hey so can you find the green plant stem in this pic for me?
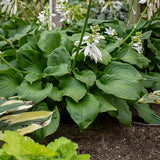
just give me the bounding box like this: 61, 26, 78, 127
0, 55, 23, 73
125, 0, 134, 27
18, 1, 38, 20
72, 0, 92, 68
0, 35, 15, 48
120, 5, 148, 46
109, 0, 117, 20
146, 12, 157, 29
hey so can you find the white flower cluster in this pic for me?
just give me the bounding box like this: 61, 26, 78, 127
37, 7, 56, 29
104, 27, 123, 41
56, 0, 72, 24
0, 0, 18, 16
101, 1, 123, 12
139, 0, 160, 19
130, 32, 143, 54
73, 25, 105, 63
98, 0, 106, 5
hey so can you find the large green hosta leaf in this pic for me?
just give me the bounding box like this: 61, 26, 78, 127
0, 111, 54, 137
37, 31, 61, 56
105, 41, 121, 53
115, 46, 150, 68
66, 93, 100, 130
59, 77, 87, 102
0, 69, 23, 97
105, 95, 132, 126
17, 50, 46, 73
93, 91, 117, 113
18, 81, 52, 103
100, 49, 111, 65
47, 47, 71, 67
61, 37, 74, 54
24, 72, 43, 84
49, 87, 63, 102
72, 69, 96, 87
44, 63, 71, 77
134, 103, 160, 124
96, 61, 142, 100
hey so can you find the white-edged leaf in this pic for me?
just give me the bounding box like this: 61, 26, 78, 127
138, 90, 160, 104
33, 106, 60, 141
0, 98, 34, 115
0, 111, 54, 135
0, 131, 4, 140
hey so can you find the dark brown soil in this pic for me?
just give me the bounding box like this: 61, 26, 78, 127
45, 104, 160, 160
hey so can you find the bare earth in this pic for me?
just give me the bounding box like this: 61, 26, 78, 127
46, 105, 160, 160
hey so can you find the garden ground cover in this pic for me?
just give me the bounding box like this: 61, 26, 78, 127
45, 104, 160, 160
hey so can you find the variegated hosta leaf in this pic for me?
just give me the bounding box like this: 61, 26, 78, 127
0, 111, 53, 137
0, 97, 34, 116
0, 131, 4, 140
138, 90, 160, 104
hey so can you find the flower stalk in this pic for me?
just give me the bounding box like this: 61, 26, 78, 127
125, 0, 134, 27
120, 4, 148, 46
72, 0, 92, 68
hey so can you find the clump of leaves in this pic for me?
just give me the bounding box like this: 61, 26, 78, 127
0, 131, 90, 160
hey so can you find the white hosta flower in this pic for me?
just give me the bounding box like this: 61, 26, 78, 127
56, 0, 72, 24
139, 0, 147, 4
132, 43, 143, 54
113, 1, 123, 10
131, 41, 143, 54
93, 34, 105, 43
98, 0, 106, 5
37, 8, 56, 29
73, 41, 103, 63
104, 27, 116, 37
0, 0, 18, 16
37, 11, 46, 25
84, 42, 103, 63
90, 25, 100, 33
73, 25, 104, 63
115, 36, 123, 41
